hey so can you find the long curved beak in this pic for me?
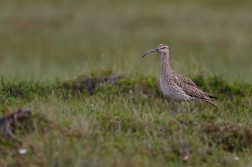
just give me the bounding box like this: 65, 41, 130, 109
142, 48, 159, 58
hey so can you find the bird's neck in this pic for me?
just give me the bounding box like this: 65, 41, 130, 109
160, 52, 172, 76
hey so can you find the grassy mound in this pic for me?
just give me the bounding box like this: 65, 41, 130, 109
1, 71, 251, 100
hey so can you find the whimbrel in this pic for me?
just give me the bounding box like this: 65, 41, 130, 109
142, 44, 217, 115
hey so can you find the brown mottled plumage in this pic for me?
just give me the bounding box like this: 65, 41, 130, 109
142, 44, 217, 115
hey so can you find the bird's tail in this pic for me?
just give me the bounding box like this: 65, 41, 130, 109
205, 99, 218, 107
207, 94, 218, 99
203, 93, 218, 107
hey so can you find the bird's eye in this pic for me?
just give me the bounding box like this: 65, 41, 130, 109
162, 47, 166, 49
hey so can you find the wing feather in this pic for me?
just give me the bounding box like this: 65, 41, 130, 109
172, 71, 217, 106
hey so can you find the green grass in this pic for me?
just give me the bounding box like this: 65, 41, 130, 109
0, 0, 252, 166
1, 74, 252, 167
0, 0, 252, 81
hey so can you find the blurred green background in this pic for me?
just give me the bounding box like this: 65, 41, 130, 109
0, 0, 251, 82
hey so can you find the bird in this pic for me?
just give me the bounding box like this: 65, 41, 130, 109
142, 44, 217, 115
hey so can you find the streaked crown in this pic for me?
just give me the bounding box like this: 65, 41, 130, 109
158, 44, 169, 51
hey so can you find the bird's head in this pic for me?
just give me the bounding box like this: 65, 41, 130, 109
142, 44, 169, 58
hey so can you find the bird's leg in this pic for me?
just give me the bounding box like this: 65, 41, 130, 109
171, 102, 178, 116
181, 102, 184, 113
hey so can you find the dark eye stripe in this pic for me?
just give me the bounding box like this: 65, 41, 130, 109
159, 46, 168, 50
